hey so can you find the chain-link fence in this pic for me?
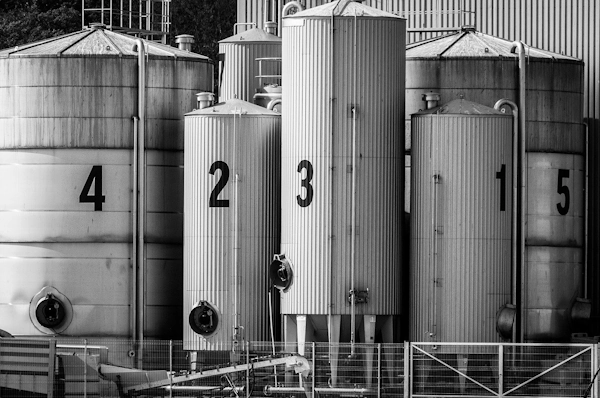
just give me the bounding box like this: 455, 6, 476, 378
1, 339, 598, 398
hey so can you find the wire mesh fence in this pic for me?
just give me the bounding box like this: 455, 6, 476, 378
0, 339, 597, 398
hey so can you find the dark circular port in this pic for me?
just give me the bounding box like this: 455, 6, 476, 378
189, 301, 219, 336
35, 295, 66, 328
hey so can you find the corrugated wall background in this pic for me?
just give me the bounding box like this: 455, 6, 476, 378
238, 0, 600, 337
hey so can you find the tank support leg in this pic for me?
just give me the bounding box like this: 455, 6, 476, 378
328, 314, 342, 387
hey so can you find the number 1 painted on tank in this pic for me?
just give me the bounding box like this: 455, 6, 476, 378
496, 164, 506, 211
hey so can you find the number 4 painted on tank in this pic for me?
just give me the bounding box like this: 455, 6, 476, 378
557, 169, 570, 215
79, 165, 105, 211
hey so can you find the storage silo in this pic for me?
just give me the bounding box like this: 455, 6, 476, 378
410, 98, 513, 342
0, 26, 213, 358
183, 99, 280, 351
280, 0, 405, 378
405, 27, 586, 342
218, 27, 281, 103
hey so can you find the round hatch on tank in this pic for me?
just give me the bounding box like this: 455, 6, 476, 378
29, 286, 73, 334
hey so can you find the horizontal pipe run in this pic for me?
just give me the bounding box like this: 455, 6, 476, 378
265, 386, 372, 395
163, 386, 243, 392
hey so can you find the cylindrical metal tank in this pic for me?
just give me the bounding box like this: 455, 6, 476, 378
410, 99, 513, 342
405, 28, 585, 341
280, 0, 405, 347
0, 26, 213, 345
219, 27, 281, 102
183, 99, 281, 351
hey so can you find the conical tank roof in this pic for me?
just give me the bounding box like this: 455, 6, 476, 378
286, 0, 402, 19
407, 27, 579, 61
414, 98, 507, 116
219, 27, 281, 44
0, 25, 209, 59
186, 98, 279, 116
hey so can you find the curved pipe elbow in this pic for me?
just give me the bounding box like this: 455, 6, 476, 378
282, 1, 304, 17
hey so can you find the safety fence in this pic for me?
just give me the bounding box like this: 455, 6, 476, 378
0, 339, 598, 397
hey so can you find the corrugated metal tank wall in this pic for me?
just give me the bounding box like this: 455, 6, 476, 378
218, 28, 281, 103
0, 28, 213, 341
183, 100, 280, 351
280, 1, 405, 342
238, 0, 600, 335
410, 100, 513, 342
404, 31, 586, 341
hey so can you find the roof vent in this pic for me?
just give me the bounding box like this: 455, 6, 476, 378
175, 34, 195, 52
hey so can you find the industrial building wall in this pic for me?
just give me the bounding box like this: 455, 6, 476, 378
237, 0, 600, 335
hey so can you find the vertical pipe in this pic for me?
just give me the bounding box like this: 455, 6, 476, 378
377, 343, 381, 398
135, 38, 146, 365
232, 111, 240, 343
511, 41, 527, 343
131, 116, 138, 345
584, 122, 589, 299
431, 172, 440, 339
169, 340, 173, 398
83, 340, 88, 398
350, 9, 358, 357
493, 98, 519, 343
81, 0, 84, 29
498, 344, 504, 397
404, 341, 410, 398
311, 342, 316, 394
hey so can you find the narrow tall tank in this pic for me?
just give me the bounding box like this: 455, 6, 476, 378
219, 27, 281, 102
410, 99, 513, 342
280, 0, 405, 356
183, 99, 281, 351
0, 26, 213, 348
405, 28, 586, 341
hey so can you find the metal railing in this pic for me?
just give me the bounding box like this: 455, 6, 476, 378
0, 339, 598, 397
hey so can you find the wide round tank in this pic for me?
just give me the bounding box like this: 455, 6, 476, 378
405, 28, 586, 341
183, 99, 281, 351
0, 26, 213, 341
219, 27, 281, 102
406, 27, 585, 154
280, 0, 405, 344
410, 99, 513, 342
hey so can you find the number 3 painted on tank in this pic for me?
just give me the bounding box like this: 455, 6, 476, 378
209, 161, 230, 207
297, 160, 314, 207
557, 169, 570, 215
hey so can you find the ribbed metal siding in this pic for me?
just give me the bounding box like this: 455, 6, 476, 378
183, 113, 280, 350
410, 113, 513, 342
524, 153, 585, 340
406, 57, 584, 154
0, 54, 211, 339
219, 41, 281, 103
241, 0, 600, 336
281, 15, 405, 316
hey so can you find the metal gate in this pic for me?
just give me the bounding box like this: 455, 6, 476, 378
410, 343, 597, 398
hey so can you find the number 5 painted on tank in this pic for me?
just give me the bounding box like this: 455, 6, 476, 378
557, 168, 570, 215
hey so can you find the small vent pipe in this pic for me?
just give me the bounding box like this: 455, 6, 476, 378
196, 92, 215, 109
175, 34, 194, 52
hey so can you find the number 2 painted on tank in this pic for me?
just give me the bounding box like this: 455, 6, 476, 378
79, 165, 105, 211
557, 169, 570, 215
209, 161, 230, 207
297, 160, 314, 207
